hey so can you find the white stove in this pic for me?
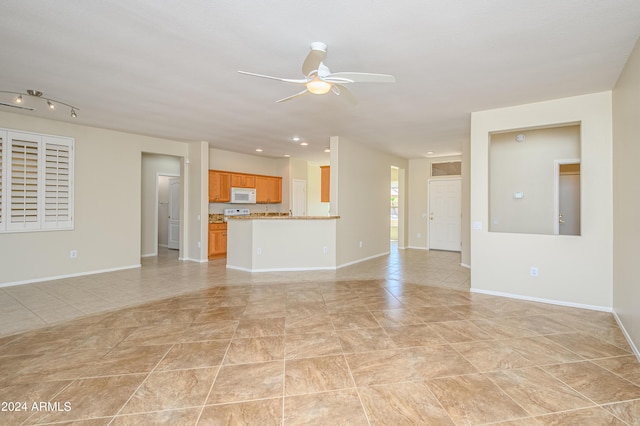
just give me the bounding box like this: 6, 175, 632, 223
223, 208, 250, 220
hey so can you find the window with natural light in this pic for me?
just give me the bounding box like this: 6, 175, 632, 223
0, 129, 74, 233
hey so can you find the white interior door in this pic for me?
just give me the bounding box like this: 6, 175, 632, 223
429, 179, 462, 251
168, 177, 180, 250
292, 179, 307, 217
559, 173, 580, 235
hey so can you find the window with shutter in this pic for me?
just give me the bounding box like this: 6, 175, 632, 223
0, 135, 4, 228
9, 134, 40, 230
0, 129, 74, 233
43, 137, 72, 229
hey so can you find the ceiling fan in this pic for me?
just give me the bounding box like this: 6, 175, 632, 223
238, 42, 395, 104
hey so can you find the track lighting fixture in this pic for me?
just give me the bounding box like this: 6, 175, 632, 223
0, 89, 79, 118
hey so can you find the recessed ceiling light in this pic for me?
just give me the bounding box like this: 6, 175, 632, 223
284, 154, 291, 157
300, 142, 308, 146
324, 148, 330, 153
426, 151, 435, 155
291, 136, 301, 142
255, 148, 263, 152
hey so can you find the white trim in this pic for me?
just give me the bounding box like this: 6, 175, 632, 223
460, 263, 470, 269
141, 253, 157, 258
407, 246, 429, 250
470, 288, 612, 312
0, 264, 141, 288
181, 257, 208, 263
226, 265, 336, 272
337, 251, 389, 269
612, 311, 640, 361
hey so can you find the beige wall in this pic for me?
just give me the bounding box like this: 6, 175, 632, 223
209, 148, 279, 175
612, 37, 640, 355
461, 136, 470, 267
307, 164, 329, 216
489, 126, 580, 235
0, 111, 189, 286
470, 92, 613, 309
141, 153, 181, 256
185, 141, 209, 262
332, 137, 407, 266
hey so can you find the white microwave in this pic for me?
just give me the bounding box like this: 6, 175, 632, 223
230, 187, 256, 204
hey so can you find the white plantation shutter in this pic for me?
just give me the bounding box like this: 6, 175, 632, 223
0, 129, 74, 233
9, 133, 40, 230
0, 134, 4, 228
43, 137, 73, 229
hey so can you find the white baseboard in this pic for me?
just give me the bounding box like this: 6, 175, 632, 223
460, 263, 470, 269
470, 288, 612, 312
337, 251, 389, 269
141, 252, 157, 258
181, 257, 209, 263
226, 264, 336, 272
0, 264, 142, 288
407, 246, 429, 251
612, 311, 640, 361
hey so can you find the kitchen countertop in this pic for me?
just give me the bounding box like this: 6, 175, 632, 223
226, 215, 340, 220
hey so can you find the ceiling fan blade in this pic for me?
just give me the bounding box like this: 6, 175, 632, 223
302, 42, 327, 77
275, 89, 309, 103
332, 84, 357, 105
238, 71, 307, 84
325, 72, 396, 83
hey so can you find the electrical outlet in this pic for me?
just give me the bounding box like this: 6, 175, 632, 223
322, 246, 328, 254
530, 267, 538, 277
257, 248, 262, 255
70, 250, 78, 259
417, 233, 421, 239
359, 241, 363, 248
197, 241, 201, 248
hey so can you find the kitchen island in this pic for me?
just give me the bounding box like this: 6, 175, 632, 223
226, 216, 340, 272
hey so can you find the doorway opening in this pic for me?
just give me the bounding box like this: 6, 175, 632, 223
390, 167, 399, 242
555, 160, 581, 235
141, 153, 182, 258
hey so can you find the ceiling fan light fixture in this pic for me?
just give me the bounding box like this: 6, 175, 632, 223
306, 79, 332, 95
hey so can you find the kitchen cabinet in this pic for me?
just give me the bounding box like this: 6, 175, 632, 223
255, 175, 282, 204
209, 171, 231, 202
231, 173, 256, 188
208, 222, 228, 259
320, 166, 330, 202
209, 169, 281, 204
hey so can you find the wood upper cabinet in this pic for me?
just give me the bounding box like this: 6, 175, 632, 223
209, 171, 230, 202
255, 175, 282, 204
320, 166, 330, 202
209, 170, 281, 204
231, 173, 255, 188
208, 222, 227, 258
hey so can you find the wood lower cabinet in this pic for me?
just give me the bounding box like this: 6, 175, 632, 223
255, 175, 282, 204
209, 171, 231, 202
320, 166, 330, 202
208, 222, 228, 259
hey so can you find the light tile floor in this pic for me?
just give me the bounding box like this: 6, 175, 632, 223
0, 245, 639, 425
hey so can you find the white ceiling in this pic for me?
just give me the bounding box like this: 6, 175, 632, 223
1, 1, 639, 163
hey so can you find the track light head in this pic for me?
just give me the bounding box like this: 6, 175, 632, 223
0, 89, 79, 118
